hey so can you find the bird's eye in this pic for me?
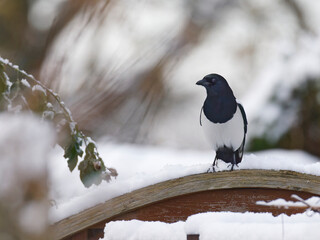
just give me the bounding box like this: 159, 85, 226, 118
210, 79, 216, 85
204, 78, 215, 85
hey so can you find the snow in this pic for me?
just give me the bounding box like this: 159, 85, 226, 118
18, 201, 48, 234
0, 113, 54, 194
46, 102, 53, 109
185, 212, 320, 240
257, 196, 320, 208
48, 143, 211, 223
21, 78, 31, 88
244, 35, 320, 141
32, 84, 47, 95
0, 113, 55, 234
0, 56, 39, 84
43, 110, 55, 120
101, 212, 320, 240
102, 220, 185, 240
48, 143, 320, 223
0, 56, 10, 65
240, 150, 320, 176
0, 113, 320, 239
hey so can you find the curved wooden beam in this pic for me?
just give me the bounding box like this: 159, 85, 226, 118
52, 169, 320, 239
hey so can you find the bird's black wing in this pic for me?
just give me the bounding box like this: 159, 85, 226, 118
235, 103, 248, 163
237, 103, 248, 133
199, 106, 203, 126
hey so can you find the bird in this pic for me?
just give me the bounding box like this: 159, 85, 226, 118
196, 73, 248, 171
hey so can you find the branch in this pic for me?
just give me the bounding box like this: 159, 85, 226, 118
0, 56, 117, 187
291, 194, 320, 214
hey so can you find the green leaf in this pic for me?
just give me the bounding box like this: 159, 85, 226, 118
9, 80, 19, 100
0, 64, 10, 110
85, 142, 95, 156
27, 86, 48, 113
0, 64, 9, 96
78, 159, 97, 188
78, 143, 107, 187
64, 134, 83, 172
79, 159, 107, 188
67, 154, 78, 172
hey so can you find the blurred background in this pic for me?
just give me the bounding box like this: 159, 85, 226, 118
1, 0, 320, 157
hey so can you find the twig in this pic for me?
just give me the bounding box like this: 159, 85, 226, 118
291, 194, 320, 214
0, 57, 76, 131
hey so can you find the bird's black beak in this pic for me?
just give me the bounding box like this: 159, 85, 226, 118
196, 79, 208, 86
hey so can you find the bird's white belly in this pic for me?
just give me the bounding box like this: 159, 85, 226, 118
202, 106, 244, 151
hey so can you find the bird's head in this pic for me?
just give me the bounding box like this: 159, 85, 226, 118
196, 73, 233, 97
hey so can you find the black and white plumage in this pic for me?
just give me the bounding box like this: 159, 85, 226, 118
196, 73, 248, 171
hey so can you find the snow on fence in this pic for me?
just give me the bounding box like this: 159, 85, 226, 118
52, 169, 320, 240
100, 211, 320, 240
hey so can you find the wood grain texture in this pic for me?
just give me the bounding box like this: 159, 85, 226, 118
108, 188, 316, 223
53, 170, 320, 240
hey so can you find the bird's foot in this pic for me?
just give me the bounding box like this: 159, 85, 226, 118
227, 164, 239, 171
207, 165, 216, 173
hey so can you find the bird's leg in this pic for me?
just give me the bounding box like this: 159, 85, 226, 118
207, 155, 218, 173
213, 155, 218, 167
230, 154, 237, 171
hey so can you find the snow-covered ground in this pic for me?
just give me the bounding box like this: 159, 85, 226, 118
48, 141, 320, 223
101, 211, 320, 240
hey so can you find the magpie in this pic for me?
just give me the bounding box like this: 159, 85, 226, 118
196, 73, 248, 171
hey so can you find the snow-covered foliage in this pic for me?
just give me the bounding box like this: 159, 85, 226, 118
48, 143, 320, 223
0, 114, 54, 239
0, 57, 117, 187
101, 211, 320, 240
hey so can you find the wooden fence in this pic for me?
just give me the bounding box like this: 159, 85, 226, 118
51, 170, 320, 240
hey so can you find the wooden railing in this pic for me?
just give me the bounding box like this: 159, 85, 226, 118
51, 169, 320, 240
